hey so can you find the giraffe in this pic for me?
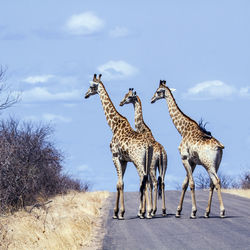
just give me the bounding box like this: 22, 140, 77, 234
119, 88, 167, 216
151, 80, 225, 219
85, 74, 153, 219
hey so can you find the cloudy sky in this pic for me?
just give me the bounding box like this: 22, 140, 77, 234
0, 0, 250, 191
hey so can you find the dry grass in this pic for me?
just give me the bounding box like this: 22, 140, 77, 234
0, 191, 110, 250
222, 189, 250, 199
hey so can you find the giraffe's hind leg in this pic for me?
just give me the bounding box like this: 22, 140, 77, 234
208, 169, 225, 218
161, 152, 167, 216
206, 149, 225, 218
176, 159, 197, 218
204, 179, 214, 218
176, 175, 189, 218
150, 167, 158, 217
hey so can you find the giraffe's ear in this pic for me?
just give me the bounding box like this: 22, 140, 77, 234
134, 91, 137, 96
93, 74, 97, 81
159, 80, 163, 86
163, 80, 166, 85
98, 74, 102, 81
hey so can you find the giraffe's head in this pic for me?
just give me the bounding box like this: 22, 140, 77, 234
119, 88, 137, 106
85, 74, 102, 99
151, 80, 176, 103
151, 80, 167, 103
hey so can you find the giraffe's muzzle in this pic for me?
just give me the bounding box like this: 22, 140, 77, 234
151, 97, 156, 104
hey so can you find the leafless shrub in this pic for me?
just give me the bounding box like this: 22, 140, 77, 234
194, 171, 237, 189
0, 66, 20, 111
0, 118, 88, 213
239, 171, 250, 189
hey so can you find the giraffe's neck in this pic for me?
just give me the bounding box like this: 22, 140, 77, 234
133, 96, 153, 137
98, 82, 127, 133
164, 86, 197, 136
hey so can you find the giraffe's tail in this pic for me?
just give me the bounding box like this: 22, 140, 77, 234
140, 145, 152, 202
157, 150, 163, 199
140, 175, 148, 202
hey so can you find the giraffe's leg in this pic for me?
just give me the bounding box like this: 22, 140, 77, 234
161, 153, 167, 216
177, 159, 197, 218
145, 181, 153, 219
208, 169, 225, 218
112, 157, 127, 219
113, 184, 120, 219
149, 176, 153, 215
137, 175, 148, 218
176, 175, 189, 218
150, 168, 158, 216
118, 160, 127, 220
139, 174, 146, 219
161, 182, 166, 216
139, 173, 152, 219
204, 179, 214, 218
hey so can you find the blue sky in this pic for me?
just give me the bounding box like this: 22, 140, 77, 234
0, 0, 250, 191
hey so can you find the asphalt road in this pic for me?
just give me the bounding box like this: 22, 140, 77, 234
102, 191, 250, 250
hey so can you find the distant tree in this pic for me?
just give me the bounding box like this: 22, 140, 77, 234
0, 66, 20, 111
194, 171, 237, 189
239, 171, 250, 189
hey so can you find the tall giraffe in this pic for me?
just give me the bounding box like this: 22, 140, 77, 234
85, 74, 153, 219
151, 80, 225, 218
120, 88, 167, 216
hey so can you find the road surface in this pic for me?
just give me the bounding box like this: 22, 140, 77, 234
102, 191, 250, 250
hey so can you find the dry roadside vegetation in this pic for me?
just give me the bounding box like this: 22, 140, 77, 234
0, 118, 111, 249
0, 191, 109, 250
222, 189, 250, 199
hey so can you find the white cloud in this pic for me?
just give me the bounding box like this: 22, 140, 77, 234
109, 26, 129, 38
24, 113, 71, 123
65, 12, 104, 35
20, 87, 81, 102
184, 80, 236, 100
42, 113, 72, 123
23, 75, 54, 84
98, 60, 138, 80
239, 86, 250, 97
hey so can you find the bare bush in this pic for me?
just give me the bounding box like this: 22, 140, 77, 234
0, 119, 88, 213
240, 171, 250, 189
194, 171, 237, 189
0, 66, 20, 111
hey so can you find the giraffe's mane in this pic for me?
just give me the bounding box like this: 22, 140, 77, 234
163, 84, 198, 126
198, 119, 212, 137
136, 95, 152, 133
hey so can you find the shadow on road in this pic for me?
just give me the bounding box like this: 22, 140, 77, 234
125, 213, 176, 220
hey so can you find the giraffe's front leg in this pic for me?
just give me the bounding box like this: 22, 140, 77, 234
112, 157, 127, 219
113, 185, 120, 219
